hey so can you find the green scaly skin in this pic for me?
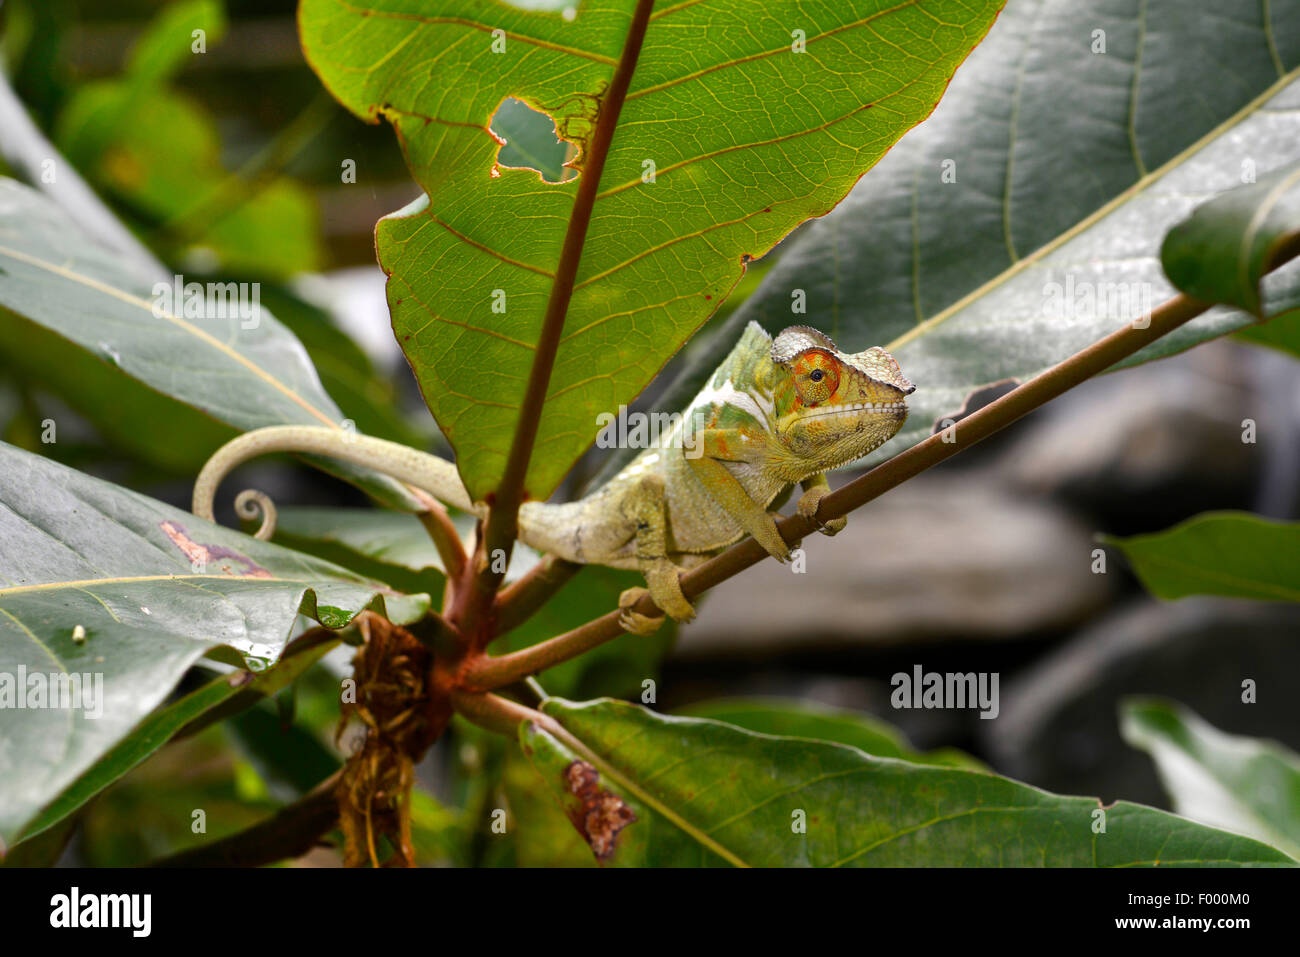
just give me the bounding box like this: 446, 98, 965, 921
192, 322, 914, 634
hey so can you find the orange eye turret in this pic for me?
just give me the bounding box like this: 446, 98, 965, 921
791, 349, 839, 405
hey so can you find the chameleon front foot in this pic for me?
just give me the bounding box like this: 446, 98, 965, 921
797, 485, 846, 536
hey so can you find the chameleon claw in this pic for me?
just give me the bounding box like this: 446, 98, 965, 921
618, 587, 666, 636
754, 511, 794, 562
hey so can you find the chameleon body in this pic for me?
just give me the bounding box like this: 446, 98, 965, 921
192, 321, 914, 633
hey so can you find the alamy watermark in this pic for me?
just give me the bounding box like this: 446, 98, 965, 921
595, 405, 702, 457
891, 665, 999, 719
0, 667, 104, 719
1042, 275, 1154, 328
50, 887, 150, 937
152, 275, 261, 329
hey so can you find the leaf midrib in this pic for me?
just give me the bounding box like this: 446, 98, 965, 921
0, 573, 366, 597
0, 242, 338, 427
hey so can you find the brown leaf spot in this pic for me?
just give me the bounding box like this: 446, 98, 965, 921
563, 760, 636, 862
161, 520, 273, 578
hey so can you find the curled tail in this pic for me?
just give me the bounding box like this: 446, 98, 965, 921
193, 425, 481, 538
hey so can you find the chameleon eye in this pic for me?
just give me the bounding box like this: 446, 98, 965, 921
791, 351, 838, 405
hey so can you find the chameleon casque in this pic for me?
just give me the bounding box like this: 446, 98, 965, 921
192, 322, 914, 633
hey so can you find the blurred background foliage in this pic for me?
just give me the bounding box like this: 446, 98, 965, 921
1, 0, 1298, 867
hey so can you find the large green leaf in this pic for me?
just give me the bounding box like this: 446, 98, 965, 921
0, 178, 419, 510
0, 306, 235, 474
679, 697, 983, 769
518, 718, 721, 866
1122, 698, 1300, 861
0, 440, 427, 847
300, 0, 1006, 501
648, 0, 1300, 474
525, 698, 1293, 866
11, 634, 337, 849
1103, 511, 1300, 602
512, 694, 986, 866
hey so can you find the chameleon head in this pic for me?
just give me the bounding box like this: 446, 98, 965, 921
767, 325, 915, 473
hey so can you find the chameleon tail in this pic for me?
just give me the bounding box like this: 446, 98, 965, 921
192, 426, 481, 535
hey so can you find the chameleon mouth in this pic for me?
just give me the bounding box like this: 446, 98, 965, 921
805, 400, 907, 419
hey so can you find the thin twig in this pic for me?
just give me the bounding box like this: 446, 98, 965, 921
414, 501, 467, 581
450, 688, 541, 737
524, 676, 550, 702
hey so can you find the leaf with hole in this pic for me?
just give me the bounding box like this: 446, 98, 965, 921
300, 0, 1006, 501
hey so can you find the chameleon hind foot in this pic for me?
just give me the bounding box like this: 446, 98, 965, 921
618, 588, 663, 636
643, 558, 696, 623
797, 485, 846, 536
618, 559, 696, 634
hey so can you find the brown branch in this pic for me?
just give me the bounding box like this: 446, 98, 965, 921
450, 688, 545, 737
464, 283, 1247, 690
149, 771, 342, 867
412, 496, 466, 582
482, 0, 658, 562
